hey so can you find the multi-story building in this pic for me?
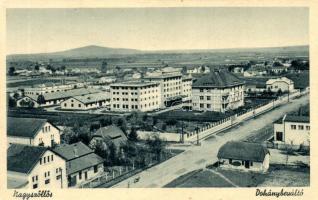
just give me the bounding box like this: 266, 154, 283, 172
192, 70, 245, 112
145, 72, 183, 108
7, 144, 67, 189
110, 81, 161, 112
7, 117, 61, 147
273, 114, 310, 147
181, 76, 193, 107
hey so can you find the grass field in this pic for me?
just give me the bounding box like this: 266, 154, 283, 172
165, 165, 309, 187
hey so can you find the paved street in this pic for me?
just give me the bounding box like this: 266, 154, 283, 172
111, 94, 309, 188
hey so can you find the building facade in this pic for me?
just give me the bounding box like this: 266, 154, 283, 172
266, 77, 294, 93
52, 142, 104, 188
145, 72, 183, 108
192, 70, 245, 112
217, 141, 270, 172
61, 93, 110, 110
274, 115, 310, 147
7, 144, 67, 189
7, 117, 61, 147
110, 81, 161, 112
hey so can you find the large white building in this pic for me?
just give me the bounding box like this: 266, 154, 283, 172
110, 81, 161, 112
7, 144, 67, 189
145, 72, 183, 108
192, 70, 245, 112
61, 92, 110, 110
7, 117, 61, 147
274, 114, 310, 147
266, 77, 294, 93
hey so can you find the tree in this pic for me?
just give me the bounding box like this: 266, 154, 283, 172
34, 64, 40, 71
108, 142, 117, 165
60, 65, 66, 71
8, 67, 15, 76
101, 61, 108, 73
37, 94, 46, 105
146, 135, 166, 162
8, 96, 17, 108
128, 127, 138, 141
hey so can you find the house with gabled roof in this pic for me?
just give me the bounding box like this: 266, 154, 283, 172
7, 117, 61, 147
192, 70, 245, 112
52, 142, 104, 187
7, 144, 67, 189
217, 141, 270, 172
90, 125, 128, 149
60, 92, 110, 110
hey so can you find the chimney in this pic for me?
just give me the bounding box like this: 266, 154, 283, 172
74, 146, 78, 157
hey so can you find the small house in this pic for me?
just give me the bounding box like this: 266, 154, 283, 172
90, 125, 128, 149
52, 142, 104, 188
217, 141, 270, 172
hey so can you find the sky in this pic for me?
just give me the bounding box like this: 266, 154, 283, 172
6, 7, 309, 54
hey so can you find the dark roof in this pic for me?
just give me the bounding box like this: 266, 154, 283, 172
217, 141, 269, 162
7, 144, 47, 174
7, 117, 47, 138
92, 126, 127, 147
52, 142, 93, 160
284, 115, 309, 123
193, 70, 244, 88
67, 153, 104, 175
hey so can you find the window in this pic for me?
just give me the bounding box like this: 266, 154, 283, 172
51, 155, 53, 161
94, 165, 98, 173
79, 104, 81, 107
229, 159, 232, 164
291, 125, 296, 130
71, 104, 74, 107
47, 156, 50, 162
79, 171, 82, 179
56, 175, 61, 180
207, 96, 211, 100
64, 103, 67, 107
44, 157, 46, 164
250, 161, 253, 166
298, 125, 304, 130
207, 104, 211, 108
306, 126, 310, 130
200, 89, 204, 92
33, 184, 38, 189
45, 179, 50, 185
200, 96, 204, 100
200, 104, 204, 108
40, 158, 42, 165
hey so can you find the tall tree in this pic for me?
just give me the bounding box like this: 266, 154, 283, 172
8, 67, 15, 76
101, 61, 108, 73
37, 94, 46, 105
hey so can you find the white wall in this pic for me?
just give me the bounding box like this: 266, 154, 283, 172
68, 163, 104, 187
33, 122, 61, 147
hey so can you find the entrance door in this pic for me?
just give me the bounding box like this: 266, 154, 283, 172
244, 161, 250, 168
276, 132, 283, 141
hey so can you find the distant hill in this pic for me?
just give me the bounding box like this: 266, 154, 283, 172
7, 45, 143, 61
7, 45, 309, 61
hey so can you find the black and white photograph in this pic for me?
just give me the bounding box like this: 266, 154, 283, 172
4, 5, 312, 194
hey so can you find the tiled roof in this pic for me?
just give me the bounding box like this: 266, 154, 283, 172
7, 144, 47, 174
26, 88, 100, 101
266, 77, 293, 85
193, 70, 244, 88
111, 81, 159, 87
284, 115, 309, 123
217, 141, 269, 162
52, 142, 93, 160
67, 153, 104, 175
73, 92, 110, 104
93, 126, 127, 147
7, 117, 47, 138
